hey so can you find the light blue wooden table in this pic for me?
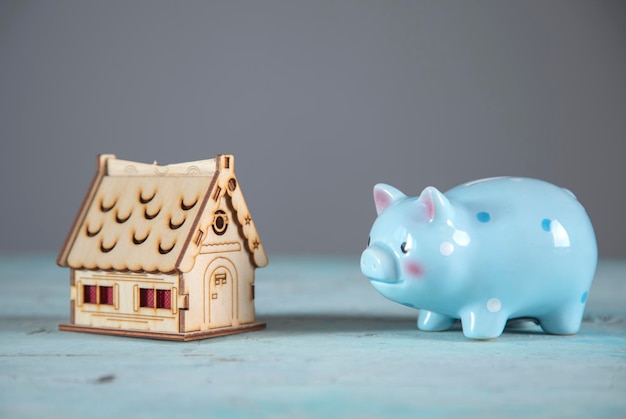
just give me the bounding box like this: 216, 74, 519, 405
1, 254, 625, 418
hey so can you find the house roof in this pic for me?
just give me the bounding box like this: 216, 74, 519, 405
57, 154, 268, 273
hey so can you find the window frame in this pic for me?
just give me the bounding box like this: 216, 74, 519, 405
138, 287, 172, 310
82, 284, 115, 307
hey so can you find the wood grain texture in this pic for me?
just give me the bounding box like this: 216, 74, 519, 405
59, 322, 266, 341
58, 154, 267, 273
56, 154, 267, 339
1, 255, 625, 418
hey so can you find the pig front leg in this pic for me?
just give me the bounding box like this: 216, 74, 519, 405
459, 303, 509, 340
417, 310, 455, 331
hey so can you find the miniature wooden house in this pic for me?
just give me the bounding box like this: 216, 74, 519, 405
57, 154, 268, 341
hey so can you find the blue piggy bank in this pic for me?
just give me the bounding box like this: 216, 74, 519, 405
360, 177, 597, 339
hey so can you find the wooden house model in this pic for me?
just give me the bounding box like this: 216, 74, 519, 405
57, 154, 268, 341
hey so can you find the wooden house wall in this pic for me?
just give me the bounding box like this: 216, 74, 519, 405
72, 270, 180, 333
181, 196, 257, 332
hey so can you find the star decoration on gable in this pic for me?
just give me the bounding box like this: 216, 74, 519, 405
244, 215, 252, 225
252, 240, 259, 250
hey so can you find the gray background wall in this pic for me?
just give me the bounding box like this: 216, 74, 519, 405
1, 0, 625, 258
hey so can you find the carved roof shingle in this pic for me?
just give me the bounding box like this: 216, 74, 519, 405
57, 154, 267, 273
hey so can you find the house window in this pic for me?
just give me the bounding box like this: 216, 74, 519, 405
139, 288, 154, 308
84, 285, 114, 306
157, 289, 171, 309
139, 288, 171, 309
212, 210, 228, 235
84, 285, 97, 304
100, 286, 114, 305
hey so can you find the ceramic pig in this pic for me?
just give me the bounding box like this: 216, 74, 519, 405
360, 177, 597, 339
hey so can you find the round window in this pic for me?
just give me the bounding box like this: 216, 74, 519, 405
212, 210, 228, 235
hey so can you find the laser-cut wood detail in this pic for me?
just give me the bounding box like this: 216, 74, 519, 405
100, 199, 117, 212
195, 230, 204, 246
100, 240, 117, 253
212, 186, 222, 201
169, 216, 186, 230
212, 210, 228, 236
115, 210, 132, 224
228, 178, 237, 192
144, 207, 161, 220
58, 154, 268, 341
139, 191, 156, 204
158, 241, 176, 255
181, 197, 198, 211
132, 231, 150, 245
85, 223, 102, 237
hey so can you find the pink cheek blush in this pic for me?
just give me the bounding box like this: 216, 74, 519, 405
405, 261, 424, 278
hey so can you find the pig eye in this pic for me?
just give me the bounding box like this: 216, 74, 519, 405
401, 242, 409, 254
367, 236, 371, 246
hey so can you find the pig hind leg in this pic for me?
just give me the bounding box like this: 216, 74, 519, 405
538, 301, 587, 335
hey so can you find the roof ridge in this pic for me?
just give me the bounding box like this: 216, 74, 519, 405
107, 156, 217, 177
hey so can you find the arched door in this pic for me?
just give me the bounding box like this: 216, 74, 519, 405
204, 258, 237, 328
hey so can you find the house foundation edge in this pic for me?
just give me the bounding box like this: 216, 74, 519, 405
59, 322, 266, 341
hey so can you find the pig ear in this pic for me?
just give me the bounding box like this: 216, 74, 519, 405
417, 186, 451, 222
373, 184, 406, 215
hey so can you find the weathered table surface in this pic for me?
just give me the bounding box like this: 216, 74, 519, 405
1, 254, 625, 418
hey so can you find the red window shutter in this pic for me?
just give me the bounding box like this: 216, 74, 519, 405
84, 285, 97, 304
157, 290, 171, 309
99, 286, 113, 305
140, 288, 155, 308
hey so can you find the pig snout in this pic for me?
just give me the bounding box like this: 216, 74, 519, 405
360, 245, 397, 282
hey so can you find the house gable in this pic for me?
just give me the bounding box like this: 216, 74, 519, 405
197, 169, 268, 268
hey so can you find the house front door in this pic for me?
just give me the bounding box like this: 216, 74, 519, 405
207, 264, 234, 328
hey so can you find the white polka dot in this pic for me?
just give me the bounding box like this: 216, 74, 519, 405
440, 242, 454, 256
452, 230, 471, 246
487, 298, 502, 313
